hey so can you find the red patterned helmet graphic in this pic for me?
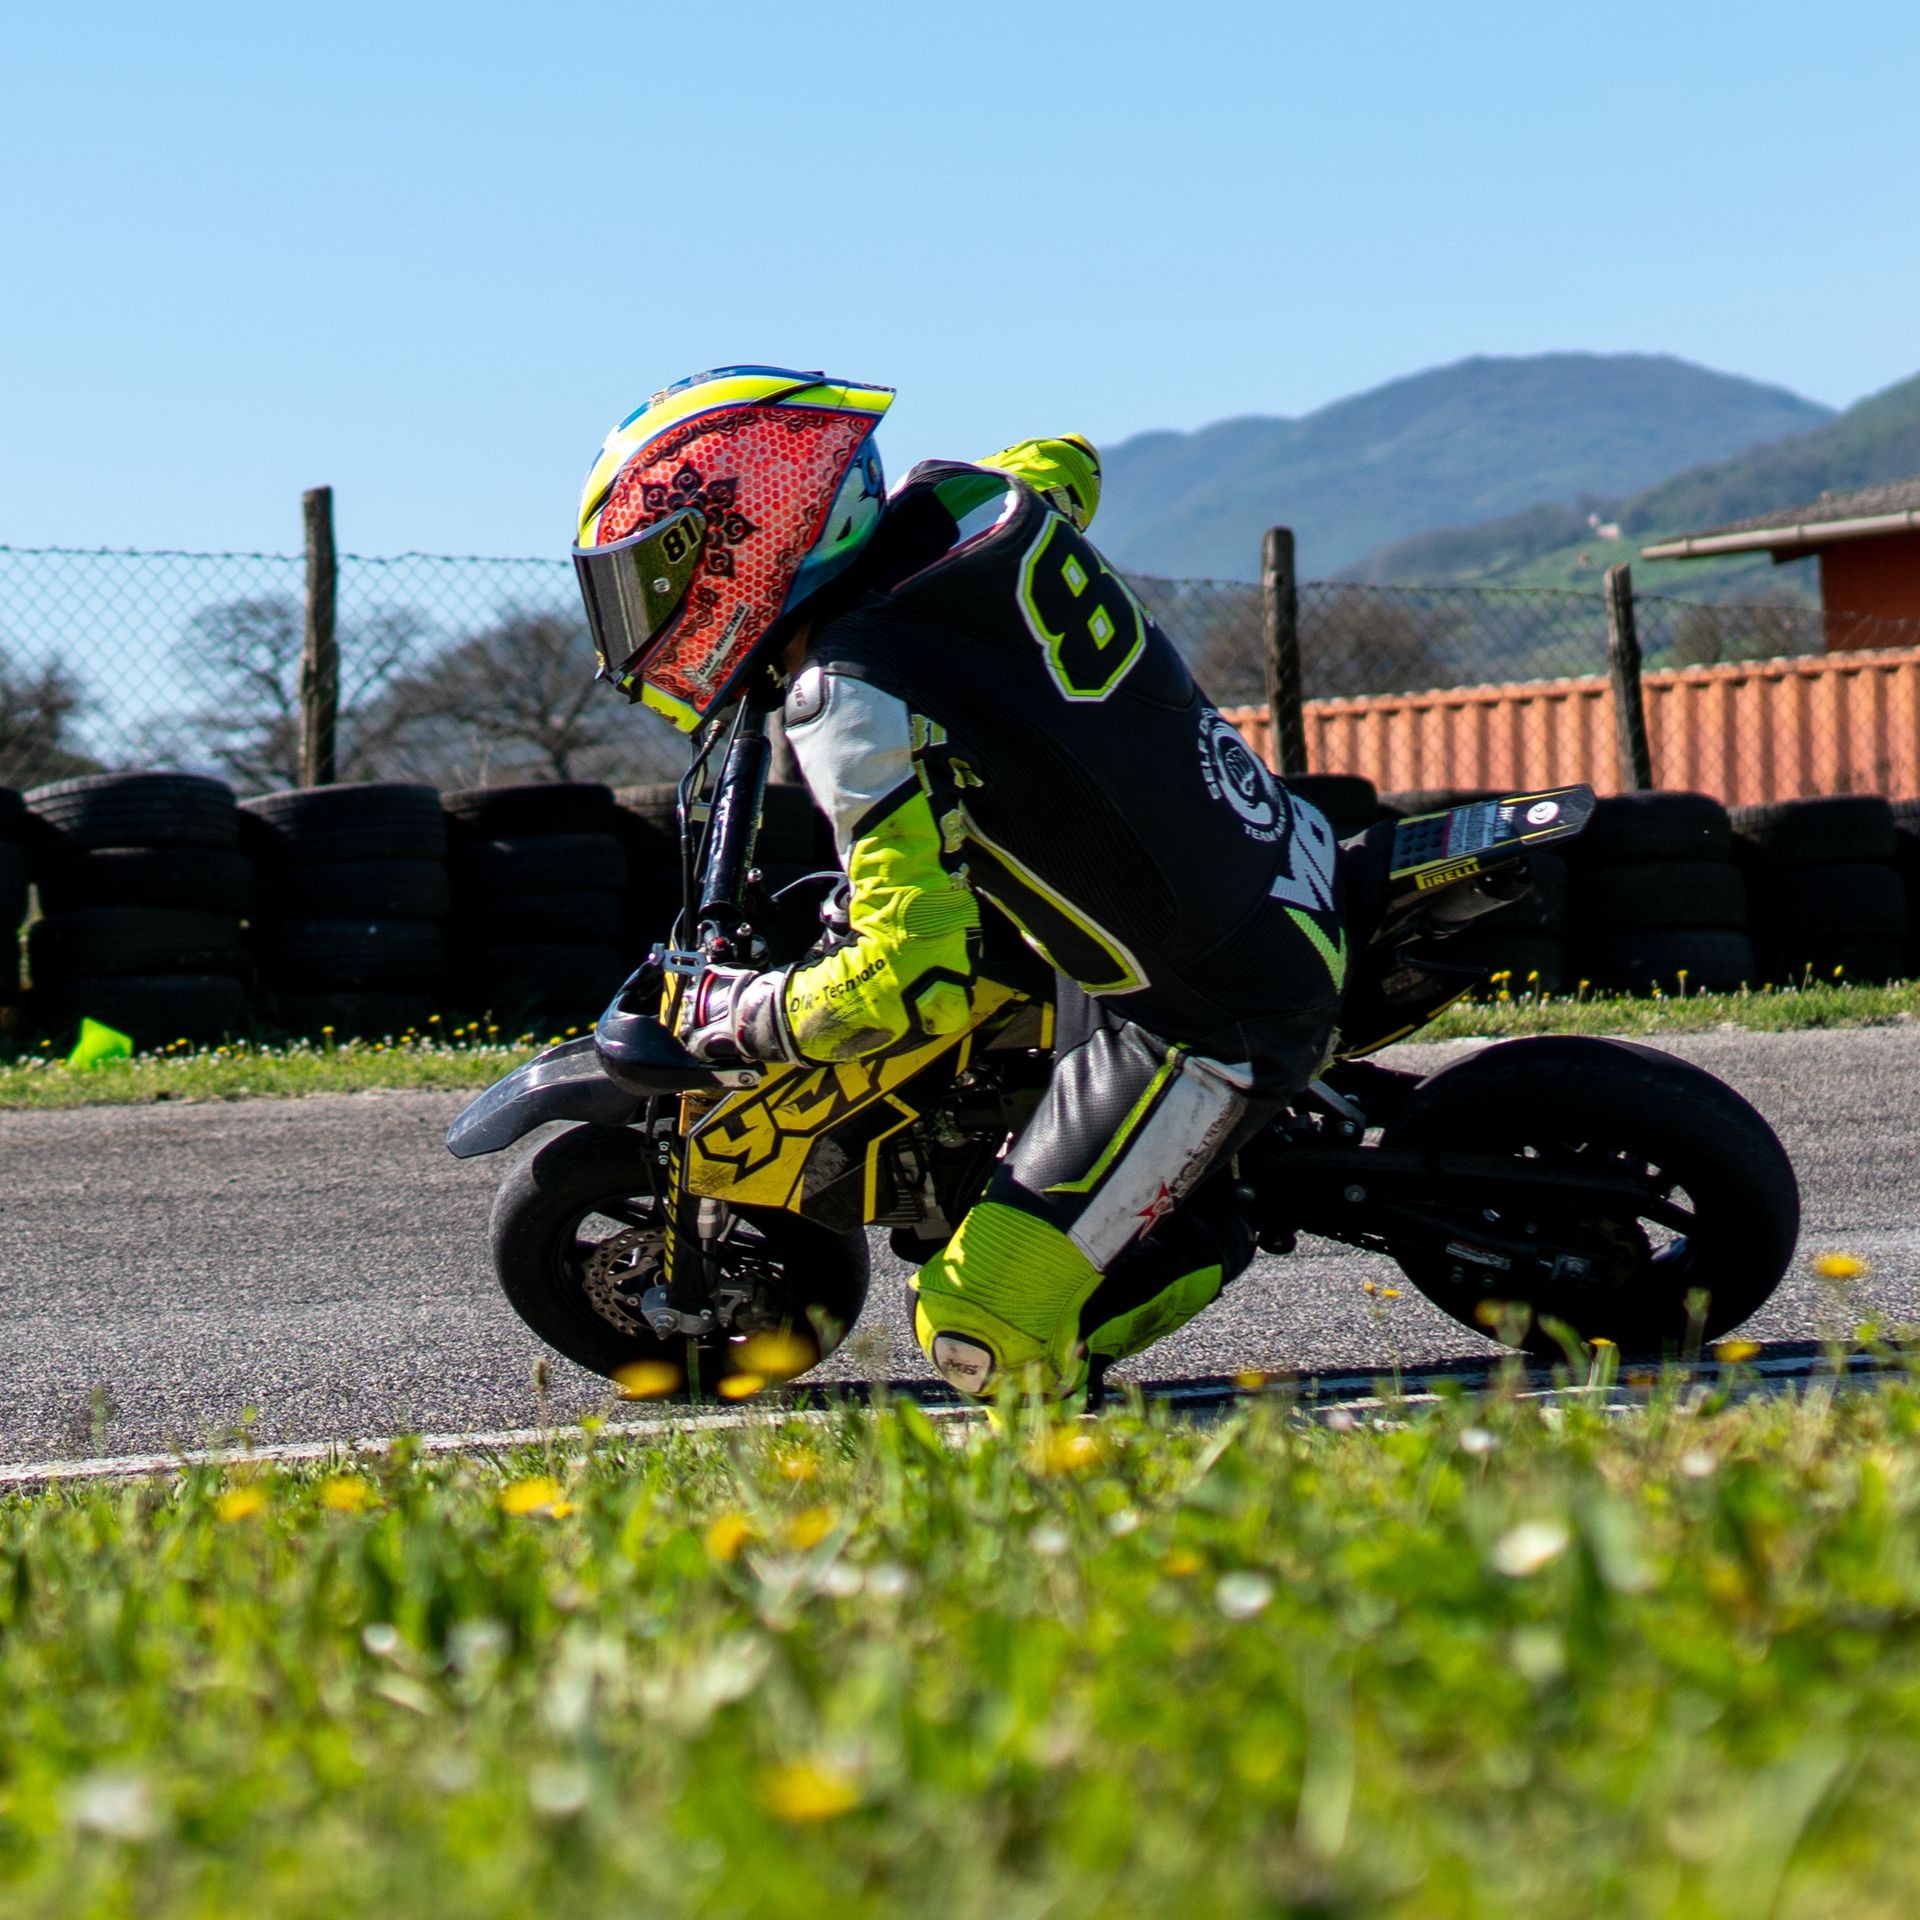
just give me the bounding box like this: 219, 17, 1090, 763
592, 405, 875, 718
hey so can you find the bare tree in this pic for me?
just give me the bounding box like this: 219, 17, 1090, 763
0, 641, 94, 787
1300, 593, 1459, 698
372, 608, 684, 787
174, 596, 429, 789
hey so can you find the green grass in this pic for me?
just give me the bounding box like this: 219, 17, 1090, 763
0, 979, 1914, 1110
7, 1383, 1920, 1917
1425, 975, 1920, 1040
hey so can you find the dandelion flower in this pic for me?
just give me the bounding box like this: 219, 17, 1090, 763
785, 1506, 836, 1550
613, 1358, 682, 1400
718, 1372, 767, 1401
735, 1330, 814, 1381
1712, 1339, 1761, 1364
760, 1760, 861, 1823
1813, 1252, 1867, 1282
705, 1512, 755, 1561
215, 1486, 267, 1523
1031, 1427, 1105, 1476
319, 1475, 374, 1513
1232, 1369, 1267, 1393
499, 1476, 568, 1517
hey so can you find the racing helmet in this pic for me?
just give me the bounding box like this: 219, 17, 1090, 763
573, 367, 893, 731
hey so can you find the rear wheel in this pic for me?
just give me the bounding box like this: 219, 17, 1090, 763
1382, 1036, 1798, 1355
489, 1122, 869, 1393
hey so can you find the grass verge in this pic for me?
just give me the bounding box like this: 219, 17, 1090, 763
5, 1382, 1920, 1916
1, 979, 1916, 1109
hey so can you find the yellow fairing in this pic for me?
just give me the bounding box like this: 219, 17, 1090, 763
684, 980, 1021, 1214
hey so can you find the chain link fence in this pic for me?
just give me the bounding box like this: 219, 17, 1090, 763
0, 545, 686, 795
5, 542, 1919, 806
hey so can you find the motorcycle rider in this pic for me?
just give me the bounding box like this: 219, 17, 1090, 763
572, 367, 1347, 1399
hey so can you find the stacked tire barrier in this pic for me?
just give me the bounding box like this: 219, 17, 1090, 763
1734, 795, 1906, 987
24, 773, 252, 1046
1567, 792, 1754, 993
446, 783, 630, 1024
0, 788, 30, 1010
241, 784, 449, 1037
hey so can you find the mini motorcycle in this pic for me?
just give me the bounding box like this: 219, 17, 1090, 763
448, 696, 1799, 1391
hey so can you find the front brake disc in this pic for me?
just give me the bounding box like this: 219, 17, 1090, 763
581, 1226, 659, 1335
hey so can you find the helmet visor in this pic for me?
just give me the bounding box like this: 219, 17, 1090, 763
572, 505, 707, 682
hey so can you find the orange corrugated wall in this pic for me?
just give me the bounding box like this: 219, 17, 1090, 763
1224, 643, 1920, 804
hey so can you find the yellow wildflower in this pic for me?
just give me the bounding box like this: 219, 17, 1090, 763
1030, 1427, 1106, 1476
499, 1476, 570, 1517
705, 1512, 755, 1561
215, 1486, 266, 1523
1813, 1252, 1868, 1282
1712, 1339, 1761, 1364
319, 1475, 374, 1514
786, 1506, 837, 1550
1162, 1547, 1204, 1578
760, 1760, 861, 1823
613, 1359, 682, 1400
735, 1330, 814, 1381
718, 1372, 767, 1401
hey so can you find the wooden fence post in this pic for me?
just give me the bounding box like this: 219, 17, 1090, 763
1261, 526, 1308, 776
299, 486, 339, 788
1604, 562, 1653, 791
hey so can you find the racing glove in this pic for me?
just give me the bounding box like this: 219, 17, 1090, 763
677, 964, 801, 1065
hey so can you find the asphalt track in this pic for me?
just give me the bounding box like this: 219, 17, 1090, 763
2, 1027, 1915, 1467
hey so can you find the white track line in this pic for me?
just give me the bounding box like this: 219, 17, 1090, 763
0, 1350, 1894, 1492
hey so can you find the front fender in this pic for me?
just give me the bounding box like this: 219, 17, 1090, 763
445, 1036, 645, 1159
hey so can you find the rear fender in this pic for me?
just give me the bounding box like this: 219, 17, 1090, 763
445, 1036, 644, 1159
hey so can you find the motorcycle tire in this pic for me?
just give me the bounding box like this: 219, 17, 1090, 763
1381, 1035, 1798, 1357
489, 1121, 870, 1393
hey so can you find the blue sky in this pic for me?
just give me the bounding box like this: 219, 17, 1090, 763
4, 0, 1914, 558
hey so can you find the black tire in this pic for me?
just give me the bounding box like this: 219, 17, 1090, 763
488, 1122, 869, 1390
1476, 849, 1570, 935
1383, 1035, 1799, 1355
1575, 860, 1747, 933
457, 889, 625, 947
612, 782, 681, 838
452, 832, 629, 896
263, 858, 450, 921
0, 841, 27, 931
1759, 936, 1906, 988
27, 772, 239, 852
0, 788, 26, 843
462, 942, 629, 1018
1733, 795, 1897, 868
443, 783, 616, 838
256, 918, 446, 991
36, 846, 257, 917
1575, 791, 1731, 864
239, 784, 447, 864
27, 907, 249, 981
32, 973, 248, 1049
1580, 928, 1756, 993
1755, 862, 1907, 939
1285, 773, 1379, 837
264, 990, 440, 1038
1420, 932, 1569, 994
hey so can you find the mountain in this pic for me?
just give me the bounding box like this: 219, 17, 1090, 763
1095, 354, 1832, 583
1340, 370, 1920, 599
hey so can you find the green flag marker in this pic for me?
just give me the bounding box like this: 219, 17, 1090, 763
67, 1017, 134, 1069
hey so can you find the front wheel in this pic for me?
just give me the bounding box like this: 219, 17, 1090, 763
1382, 1036, 1799, 1356
489, 1122, 869, 1395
